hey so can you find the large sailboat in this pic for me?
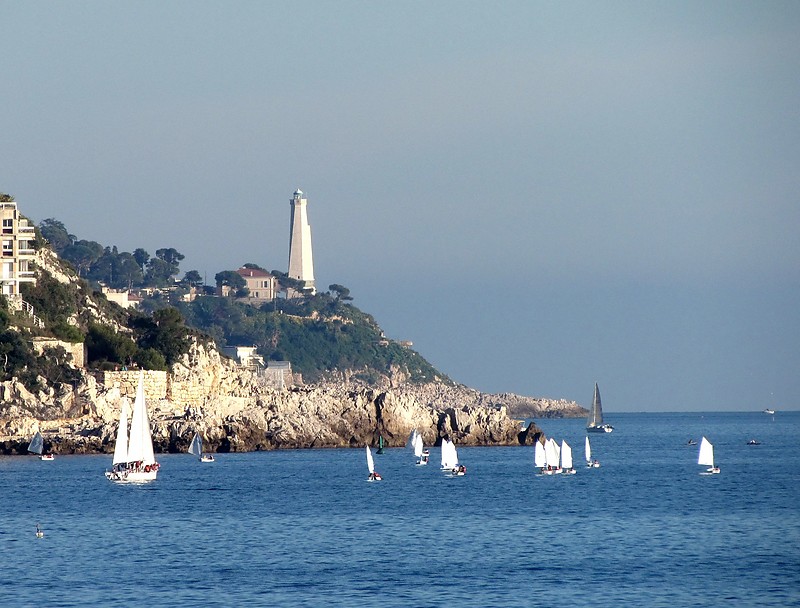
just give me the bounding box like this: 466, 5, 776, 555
105, 373, 160, 482
586, 383, 614, 433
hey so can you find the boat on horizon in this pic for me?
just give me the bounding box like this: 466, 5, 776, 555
746, 439, 761, 446
105, 373, 160, 482
763, 408, 775, 415
698, 436, 720, 474
586, 383, 614, 433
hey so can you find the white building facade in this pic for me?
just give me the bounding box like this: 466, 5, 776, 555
1, 200, 37, 296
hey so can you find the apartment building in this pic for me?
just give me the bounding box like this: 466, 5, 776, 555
1, 200, 37, 295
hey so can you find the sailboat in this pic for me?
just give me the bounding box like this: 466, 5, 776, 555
534, 439, 547, 474
27, 431, 54, 460
561, 440, 576, 475
105, 373, 160, 482
697, 436, 720, 474
542, 437, 561, 475
188, 431, 215, 462
366, 445, 382, 481
440, 438, 465, 475
408, 429, 429, 465
586, 383, 613, 433
585, 436, 600, 467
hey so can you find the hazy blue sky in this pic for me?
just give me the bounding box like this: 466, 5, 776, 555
2, 2, 798, 411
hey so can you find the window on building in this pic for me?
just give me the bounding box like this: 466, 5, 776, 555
2, 219, 12, 234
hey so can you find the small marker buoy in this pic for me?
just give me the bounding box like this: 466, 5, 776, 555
36, 524, 44, 538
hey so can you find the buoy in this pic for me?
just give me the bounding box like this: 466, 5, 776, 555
35, 524, 44, 539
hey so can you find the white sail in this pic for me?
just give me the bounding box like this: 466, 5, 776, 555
366, 445, 375, 474
127, 373, 156, 465
561, 440, 573, 470
112, 398, 131, 465
534, 440, 546, 468
28, 431, 44, 455
188, 432, 203, 458
441, 439, 458, 469
413, 432, 424, 458
544, 438, 559, 468
698, 437, 715, 467
585, 436, 591, 463
407, 429, 418, 450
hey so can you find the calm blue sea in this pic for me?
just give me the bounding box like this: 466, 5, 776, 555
1, 412, 799, 607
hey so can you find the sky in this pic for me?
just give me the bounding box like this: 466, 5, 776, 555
2, 1, 799, 412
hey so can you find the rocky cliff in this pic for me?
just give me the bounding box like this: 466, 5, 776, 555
0, 340, 560, 455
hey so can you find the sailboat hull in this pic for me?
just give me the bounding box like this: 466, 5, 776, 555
587, 425, 613, 433
105, 469, 158, 483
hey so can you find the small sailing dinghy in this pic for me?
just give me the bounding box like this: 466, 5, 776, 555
534, 439, 547, 474
408, 429, 429, 465
188, 431, 215, 462
561, 440, 576, 475
698, 436, 720, 474
366, 445, 382, 481
542, 437, 561, 474
585, 436, 600, 468
586, 383, 613, 433
440, 438, 465, 475
28, 431, 55, 460
105, 373, 160, 482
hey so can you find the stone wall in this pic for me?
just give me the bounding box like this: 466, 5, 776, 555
98, 370, 168, 401
31, 338, 87, 368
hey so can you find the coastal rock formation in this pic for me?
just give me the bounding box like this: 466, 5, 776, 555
0, 341, 571, 456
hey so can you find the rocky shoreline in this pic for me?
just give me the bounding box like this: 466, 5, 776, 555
0, 342, 585, 456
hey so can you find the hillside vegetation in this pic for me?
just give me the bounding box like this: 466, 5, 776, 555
1, 213, 449, 389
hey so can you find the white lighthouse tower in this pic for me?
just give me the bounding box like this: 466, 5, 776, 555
288, 188, 316, 295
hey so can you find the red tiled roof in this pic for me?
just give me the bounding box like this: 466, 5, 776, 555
236, 267, 272, 278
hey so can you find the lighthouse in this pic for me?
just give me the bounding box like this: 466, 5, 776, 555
288, 189, 316, 295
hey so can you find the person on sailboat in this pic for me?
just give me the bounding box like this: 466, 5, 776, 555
368, 471, 382, 481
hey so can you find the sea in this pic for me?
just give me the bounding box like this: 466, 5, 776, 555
1, 411, 798, 607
